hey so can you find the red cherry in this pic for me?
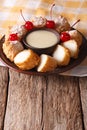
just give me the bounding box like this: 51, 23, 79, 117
9, 33, 18, 41
60, 32, 70, 42
46, 4, 55, 29
24, 21, 34, 30
46, 20, 55, 29
20, 10, 34, 31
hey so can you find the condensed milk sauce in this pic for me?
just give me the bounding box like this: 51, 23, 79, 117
26, 30, 59, 48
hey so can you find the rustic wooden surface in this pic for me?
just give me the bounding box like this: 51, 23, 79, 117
0, 66, 87, 130
79, 77, 87, 130
0, 67, 8, 130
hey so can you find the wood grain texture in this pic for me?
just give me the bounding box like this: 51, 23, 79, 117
79, 77, 87, 130
4, 69, 46, 130
0, 66, 8, 130
42, 75, 83, 130
4, 70, 83, 130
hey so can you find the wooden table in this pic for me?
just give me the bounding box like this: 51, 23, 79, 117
0, 66, 87, 130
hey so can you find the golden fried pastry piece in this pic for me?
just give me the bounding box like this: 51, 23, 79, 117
3, 40, 24, 62
53, 45, 70, 66
30, 16, 47, 28
62, 40, 79, 59
14, 49, 40, 70
37, 54, 58, 72
9, 25, 27, 39
55, 15, 70, 33
68, 30, 82, 47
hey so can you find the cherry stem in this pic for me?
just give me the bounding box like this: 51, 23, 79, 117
71, 19, 80, 28
50, 3, 55, 20
20, 9, 26, 22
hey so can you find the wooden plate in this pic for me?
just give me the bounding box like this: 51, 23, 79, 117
0, 32, 87, 75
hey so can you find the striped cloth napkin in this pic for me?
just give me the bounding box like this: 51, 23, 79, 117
0, 0, 87, 77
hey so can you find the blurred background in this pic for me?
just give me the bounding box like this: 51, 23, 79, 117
0, 0, 87, 38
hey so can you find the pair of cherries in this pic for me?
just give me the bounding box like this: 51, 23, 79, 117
46, 21, 71, 42
24, 19, 55, 29
9, 21, 34, 41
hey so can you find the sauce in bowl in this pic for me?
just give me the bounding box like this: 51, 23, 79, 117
26, 30, 59, 48
23, 28, 60, 54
